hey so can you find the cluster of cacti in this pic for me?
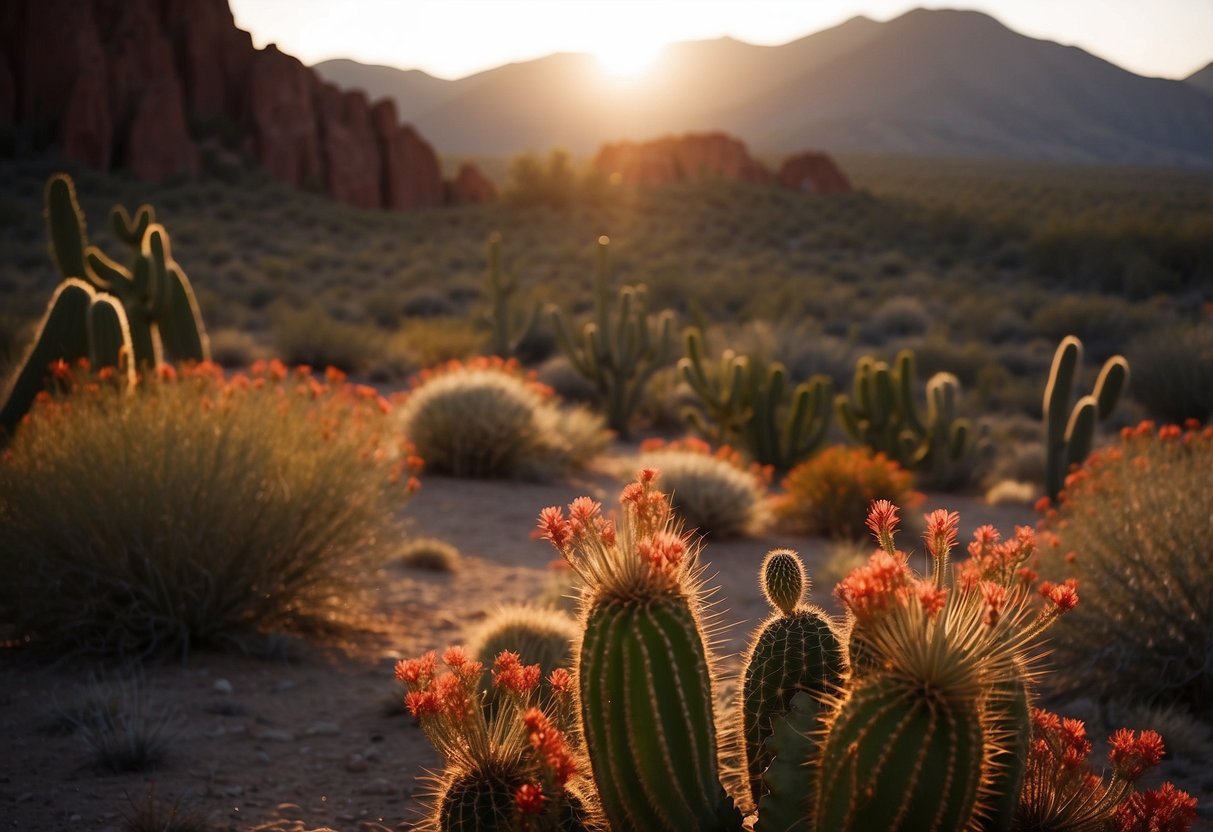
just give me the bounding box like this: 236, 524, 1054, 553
836, 348, 987, 489
398, 356, 608, 480
1042, 334, 1128, 500
403, 475, 1197, 830
481, 232, 539, 359
680, 327, 833, 471
0, 173, 209, 437
550, 236, 676, 438
634, 437, 770, 538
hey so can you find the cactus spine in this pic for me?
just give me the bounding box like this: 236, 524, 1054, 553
680, 327, 833, 470
482, 232, 538, 359
550, 236, 675, 438
1043, 335, 1128, 500
740, 549, 845, 806
538, 472, 743, 831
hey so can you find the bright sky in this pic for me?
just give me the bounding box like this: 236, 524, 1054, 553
229, 0, 1213, 82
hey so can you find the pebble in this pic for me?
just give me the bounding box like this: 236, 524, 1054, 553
213, 678, 233, 695
258, 729, 296, 742
307, 720, 340, 736
345, 753, 368, 773
255, 751, 272, 765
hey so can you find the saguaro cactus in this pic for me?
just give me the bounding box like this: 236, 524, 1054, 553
1043, 335, 1128, 500
680, 327, 833, 470
550, 236, 675, 438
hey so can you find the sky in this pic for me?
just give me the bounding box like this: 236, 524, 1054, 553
228, 0, 1213, 82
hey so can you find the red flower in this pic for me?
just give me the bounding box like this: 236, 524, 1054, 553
515, 782, 546, 815
1108, 729, 1166, 780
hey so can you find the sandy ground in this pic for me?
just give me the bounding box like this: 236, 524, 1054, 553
1, 450, 1208, 831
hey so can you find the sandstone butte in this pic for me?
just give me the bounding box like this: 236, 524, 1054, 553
0, 0, 496, 209
593, 132, 852, 195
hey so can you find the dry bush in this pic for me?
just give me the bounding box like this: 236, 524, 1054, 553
0, 361, 419, 656
1039, 421, 1213, 710
60, 673, 180, 773
635, 438, 769, 538
271, 304, 385, 373
1128, 323, 1213, 424
399, 357, 608, 480
774, 446, 921, 540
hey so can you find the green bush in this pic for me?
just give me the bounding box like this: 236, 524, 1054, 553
774, 445, 921, 540
635, 438, 769, 538
0, 361, 419, 655
1039, 421, 1213, 710
398, 356, 608, 480
1128, 323, 1213, 424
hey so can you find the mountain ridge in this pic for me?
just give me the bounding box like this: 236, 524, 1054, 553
315, 8, 1213, 168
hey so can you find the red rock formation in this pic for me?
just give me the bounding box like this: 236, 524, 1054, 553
446, 163, 497, 204
777, 151, 852, 195
317, 84, 381, 209
1, 0, 460, 210
372, 99, 444, 210
594, 132, 769, 186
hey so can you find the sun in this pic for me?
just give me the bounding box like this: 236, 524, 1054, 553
594, 40, 665, 80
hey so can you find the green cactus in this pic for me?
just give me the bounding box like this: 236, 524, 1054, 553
1043, 335, 1129, 501
45, 172, 210, 370
680, 327, 833, 470
740, 549, 845, 806
436, 766, 594, 831
814, 674, 984, 831
550, 236, 676, 438
979, 669, 1032, 832
754, 691, 818, 832
0, 280, 134, 437
837, 349, 984, 489
482, 232, 539, 359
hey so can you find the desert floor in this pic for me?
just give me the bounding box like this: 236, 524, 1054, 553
1, 445, 1208, 831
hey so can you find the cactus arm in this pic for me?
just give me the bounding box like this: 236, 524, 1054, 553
754, 691, 819, 832
84, 245, 133, 294
159, 264, 210, 363
979, 671, 1031, 832
1063, 396, 1098, 473
110, 204, 154, 249
1092, 356, 1129, 420
895, 349, 926, 437
44, 173, 90, 281
86, 295, 133, 372
1044, 337, 1081, 473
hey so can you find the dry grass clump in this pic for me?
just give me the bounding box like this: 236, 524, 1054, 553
1039, 421, 1213, 710
398, 356, 609, 480
1128, 323, 1213, 424
121, 782, 209, 832
0, 361, 419, 656
634, 437, 770, 538
59, 673, 180, 773
773, 445, 921, 540
400, 537, 462, 572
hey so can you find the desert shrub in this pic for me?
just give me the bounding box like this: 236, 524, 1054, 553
395, 316, 488, 367
206, 327, 267, 368
1030, 294, 1161, 362
398, 356, 608, 479
271, 304, 384, 373
774, 446, 921, 540
1128, 323, 1213, 424
399, 537, 461, 572
1039, 421, 1213, 709
121, 782, 209, 832
862, 295, 931, 342
61, 673, 180, 773
535, 354, 598, 404
465, 604, 579, 681
635, 438, 769, 538
0, 361, 419, 655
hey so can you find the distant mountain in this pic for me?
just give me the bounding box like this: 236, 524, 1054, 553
315, 8, 1213, 167
1187, 62, 1213, 97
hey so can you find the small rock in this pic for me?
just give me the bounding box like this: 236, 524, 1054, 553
362, 746, 381, 762
357, 778, 397, 796
275, 802, 305, 819
345, 753, 368, 773
255, 751, 272, 765
213, 678, 233, 695
307, 720, 340, 736
258, 729, 296, 742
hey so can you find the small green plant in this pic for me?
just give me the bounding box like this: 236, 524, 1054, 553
680, 327, 833, 471
635, 437, 770, 538
1042, 334, 1128, 500
401, 538, 462, 572
774, 445, 921, 540
481, 232, 538, 359
0, 361, 419, 656
398, 356, 608, 480
550, 236, 676, 438
1039, 420, 1213, 710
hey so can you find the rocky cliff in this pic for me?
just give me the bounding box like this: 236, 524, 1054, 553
0, 0, 494, 208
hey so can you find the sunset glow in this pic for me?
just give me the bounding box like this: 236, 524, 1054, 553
593, 40, 666, 80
